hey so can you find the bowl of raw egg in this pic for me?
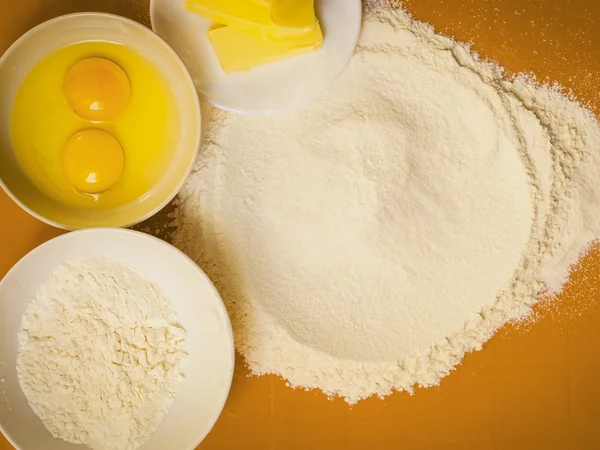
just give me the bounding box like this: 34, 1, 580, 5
0, 13, 201, 229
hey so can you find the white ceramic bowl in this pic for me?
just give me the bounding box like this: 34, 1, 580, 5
150, 0, 362, 113
0, 229, 235, 450
0, 13, 201, 230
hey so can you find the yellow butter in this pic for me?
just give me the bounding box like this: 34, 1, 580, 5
208, 23, 323, 73
186, 0, 317, 39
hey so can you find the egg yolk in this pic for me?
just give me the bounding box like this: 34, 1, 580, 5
64, 58, 131, 122
62, 129, 125, 194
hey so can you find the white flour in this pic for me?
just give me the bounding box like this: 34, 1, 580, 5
173, 7, 600, 403
17, 257, 187, 450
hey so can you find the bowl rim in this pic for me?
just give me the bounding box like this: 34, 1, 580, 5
0, 12, 202, 231
0, 228, 235, 450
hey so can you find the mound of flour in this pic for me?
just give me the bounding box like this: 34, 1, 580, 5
173, 7, 600, 403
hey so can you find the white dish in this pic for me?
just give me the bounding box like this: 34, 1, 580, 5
0, 229, 235, 450
150, 0, 362, 114
0, 13, 201, 230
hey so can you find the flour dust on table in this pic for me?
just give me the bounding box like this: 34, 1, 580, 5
172, 7, 600, 403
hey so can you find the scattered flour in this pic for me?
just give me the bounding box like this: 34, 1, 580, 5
17, 257, 187, 450
172, 6, 600, 403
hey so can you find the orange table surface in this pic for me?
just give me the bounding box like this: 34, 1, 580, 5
1, 1, 600, 449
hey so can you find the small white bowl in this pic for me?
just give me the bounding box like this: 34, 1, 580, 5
0, 13, 201, 230
150, 0, 362, 114
0, 229, 235, 450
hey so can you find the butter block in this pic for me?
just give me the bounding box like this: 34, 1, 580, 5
186, 0, 317, 39
208, 23, 323, 73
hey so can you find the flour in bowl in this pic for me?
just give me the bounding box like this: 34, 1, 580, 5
17, 257, 187, 450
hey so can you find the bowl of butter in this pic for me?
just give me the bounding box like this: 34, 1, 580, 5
0, 13, 201, 229
150, 0, 362, 113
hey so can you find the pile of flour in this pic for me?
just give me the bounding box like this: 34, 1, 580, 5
173, 6, 600, 403
17, 257, 187, 450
